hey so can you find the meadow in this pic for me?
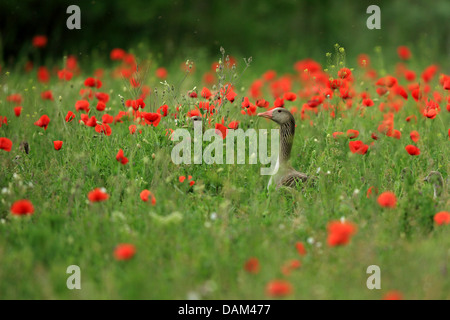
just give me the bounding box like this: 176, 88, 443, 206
0, 42, 449, 300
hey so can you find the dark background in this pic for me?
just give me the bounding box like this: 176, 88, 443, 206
0, 0, 449, 67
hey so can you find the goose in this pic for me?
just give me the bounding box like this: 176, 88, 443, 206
257, 107, 310, 189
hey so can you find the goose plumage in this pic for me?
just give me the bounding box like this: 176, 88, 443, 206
258, 107, 310, 189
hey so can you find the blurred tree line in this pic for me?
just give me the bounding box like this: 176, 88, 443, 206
0, 0, 449, 66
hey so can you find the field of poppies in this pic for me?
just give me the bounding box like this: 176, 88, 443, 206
0, 38, 449, 300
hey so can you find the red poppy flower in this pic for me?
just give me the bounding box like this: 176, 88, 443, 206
0, 137, 13, 152
201, 87, 212, 99
57, 69, 73, 81
75, 100, 90, 113
95, 92, 110, 103
189, 180, 195, 186
14, 106, 22, 117
156, 67, 168, 79
409, 131, 420, 143
215, 123, 228, 139
434, 211, 450, 226
179, 176, 186, 183
405, 145, 420, 156
228, 121, 239, 129
338, 68, 352, 79
88, 188, 109, 202
283, 92, 297, 101
244, 257, 260, 274
327, 221, 357, 247
157, 104, 168, 117
256, 99, 270, 108
41, 90, 54, 101
142, 113, 161, 127
347, 129, 359, 139
332, 132, 344, 139
11, 199, 34, 216
37, 67, 50, 83
95, 123, 112, 136
85, 116, 98, 127
96, 101, 106, 112
362, 98, 374, 107
110, 48, 126, 60
129, 125, 137, 135
140, 189, 156, 205
266, 280, 293, 297
274, 98, 285, 108
377, 192, 397, 208
295, 242, 307, 256
383, 291, 403, 300
116, 149, 129, 165
32, 35, 48, 48
397, 46, 411, 60
367, 186, 378, 198
0, 116, 7, 128
7, 94, 23, 104
34, 115, 50, 130
226, 89, 237, 102
349, 140, 368, 155
102, 114, 114, 124
114, 244, 136, 261
53, 141, 63, 150
84, 77, 101, 88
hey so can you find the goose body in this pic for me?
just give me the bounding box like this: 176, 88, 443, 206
258, 107, 309, 189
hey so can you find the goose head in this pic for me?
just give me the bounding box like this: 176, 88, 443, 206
257, 107, 294, 126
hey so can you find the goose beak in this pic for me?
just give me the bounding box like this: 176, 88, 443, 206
257, 110, 273, 119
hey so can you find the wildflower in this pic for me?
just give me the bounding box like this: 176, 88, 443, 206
338, 68, 352, 79
114, 244, 136, 261
57, 69, 73, 81
53, 141, 63, 150
244, 257, 260, 274
327, 220, 357, 247
156, 67, 168, 79
41, 90, 54, 101
142, 113, 161, 127
266, 280, 293, 297
37, 67, 50, 83
32, 35, 47, 48
349, 140, 369, 155
95, 123, 112, 136
116, 149, 129, 165
179, 176, 186, 183
228, 121, 239, 129
434, 211, 450, 226
14, 106, 22, 117
367, 186, 378, 198
383, 291, 403, 300
110, 48, 126, 60
88, 188, 109, 202
346, 129, 359, 139
201, 87, 212, 99
405, 145, 420, 156
410, 130, 420, 143
215, 123, 228, 139
140, 189, 156, 205
283, 92, 297, 101
129, 125, 137, 135
0, 137, 13, 152
34, 115, 50, 130
11, 200, 34, 216
397, 46, 411, 60
362, 98, 374, 107
102, 114, 114, 124
75, 100, 90, 113
377, 192, 397, 208
96, 101, 106, 111
295, 242, 307, 256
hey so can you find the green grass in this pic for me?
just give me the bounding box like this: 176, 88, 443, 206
0, 47, 449, 299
